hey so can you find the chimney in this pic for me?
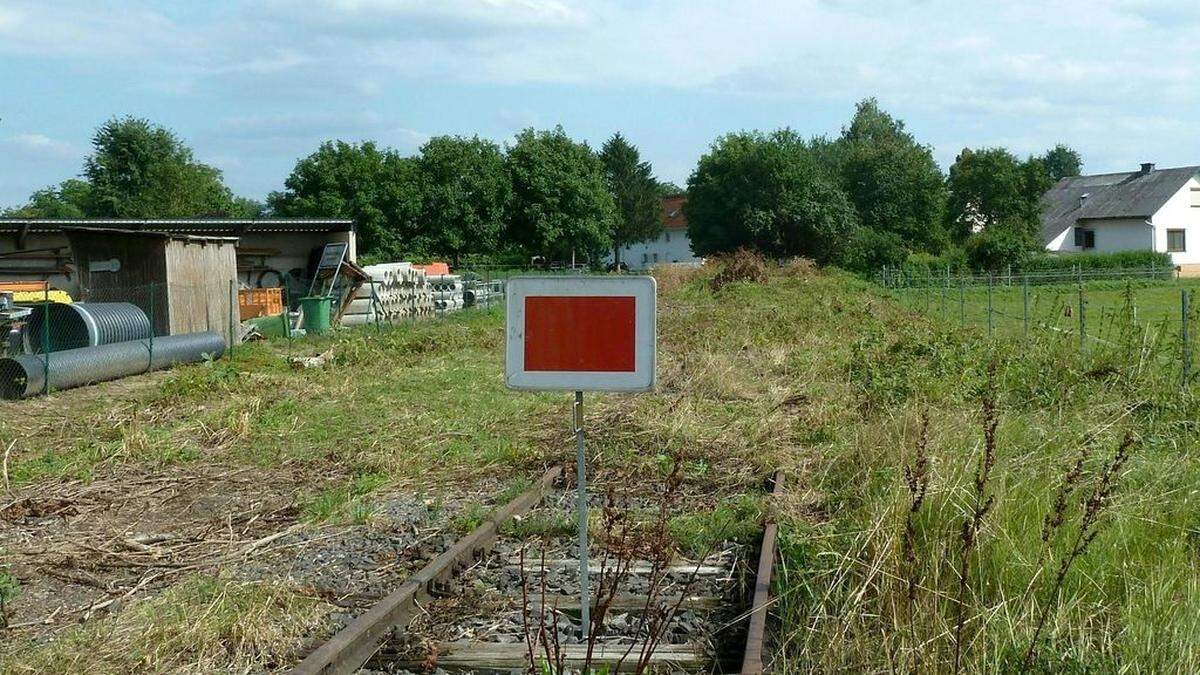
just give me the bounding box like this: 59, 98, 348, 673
1140, 162, 1155, 175
1079, 192, 1090, 208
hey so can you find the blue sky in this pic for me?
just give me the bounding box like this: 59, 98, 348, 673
2, 0, 1199, 208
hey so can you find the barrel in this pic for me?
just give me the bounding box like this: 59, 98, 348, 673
299, 296, 332, 334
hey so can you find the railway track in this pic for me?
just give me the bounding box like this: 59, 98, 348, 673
291, 466, 783, 675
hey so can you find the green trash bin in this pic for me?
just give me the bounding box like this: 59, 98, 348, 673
299, 296, 332, 334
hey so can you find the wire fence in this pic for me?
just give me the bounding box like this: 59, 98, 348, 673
883, 271, 1200, 387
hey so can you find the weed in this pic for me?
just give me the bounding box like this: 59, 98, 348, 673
0, 567, 18, 629
710, 249, 768, 291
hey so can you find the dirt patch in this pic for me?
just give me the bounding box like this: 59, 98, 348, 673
0, 462, 304, 636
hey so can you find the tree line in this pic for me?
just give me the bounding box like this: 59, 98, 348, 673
5, 118, 668, 266
686, 99, 1081, 272
5, 103, 1082, 271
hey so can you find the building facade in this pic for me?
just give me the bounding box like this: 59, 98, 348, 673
607, 195, 702, 271
1041, 164, 1200, 272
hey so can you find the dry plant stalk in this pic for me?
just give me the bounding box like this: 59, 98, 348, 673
710, 249, 768, 291
1021, 432, 1135, 672
953, 362, 998, 674
900, 409, 931, 670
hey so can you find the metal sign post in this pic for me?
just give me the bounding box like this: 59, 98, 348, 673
574, 390, 590, 638
505, 276, 657, 640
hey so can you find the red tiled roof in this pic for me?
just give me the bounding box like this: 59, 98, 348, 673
662, 195, 687, 230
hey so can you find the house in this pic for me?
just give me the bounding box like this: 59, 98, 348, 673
0, 218, 356, 295
607, 195, 702, 271
1041, 163, 1200, 273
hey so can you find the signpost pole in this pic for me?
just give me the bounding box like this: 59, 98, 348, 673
574, 390, 590, 639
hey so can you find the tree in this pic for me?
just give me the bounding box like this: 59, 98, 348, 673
685, 129, 858, 263
504, 127, 615, 263
415, 135, 510, 264
269, 140, 421, 258
656, 180, 684, 197
83, 116, 239, 217
945, 147, 1047, 242
833, 98, 947, 251
599, 133, 661, 266
1039, 144, 1083, 182
4, 179, 91, 217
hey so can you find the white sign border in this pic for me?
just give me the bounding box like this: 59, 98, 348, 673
505, 276, 657, 392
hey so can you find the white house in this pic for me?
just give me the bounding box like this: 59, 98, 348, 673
1041, 163, 1200, 273
607, 195, 702, 271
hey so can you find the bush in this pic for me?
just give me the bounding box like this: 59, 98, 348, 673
837, 227, 907, 273
1022, 250, 1172, 273
710, 249, 768, 291
965, 226, 1035, 271
899, 247, 969, 275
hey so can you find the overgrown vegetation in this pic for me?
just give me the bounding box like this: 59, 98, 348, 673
3, 260, 1197, 671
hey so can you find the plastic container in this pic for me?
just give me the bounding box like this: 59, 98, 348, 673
299, 296, 332, 334
238, 287, 284, 320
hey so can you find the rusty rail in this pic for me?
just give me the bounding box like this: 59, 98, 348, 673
288, 465, 563, 675
740, 469, 784, 675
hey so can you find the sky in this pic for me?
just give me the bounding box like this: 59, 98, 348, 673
1, 0, 1199, 209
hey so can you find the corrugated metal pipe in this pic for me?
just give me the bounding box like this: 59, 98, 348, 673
0, 332, 225, 399
26, 302, 153, 352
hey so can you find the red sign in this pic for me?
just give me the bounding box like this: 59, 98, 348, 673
523, 296, 636, 372
505, 277, 656, 392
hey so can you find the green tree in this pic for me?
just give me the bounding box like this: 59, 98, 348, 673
599, 133, 661, 266
415, 135, 510, 264
269, 140, 421, 258
4, 179, 91, 217
685, 129, 858, 263
1039, 144, 1083, 182
83, 116, 239, 217
945, 147, 1047, 241
833, 98, 947, 251
504, 127, 615, 263
656, 180, 684, 197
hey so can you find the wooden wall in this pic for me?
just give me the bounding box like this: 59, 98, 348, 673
163, 238, 239, 344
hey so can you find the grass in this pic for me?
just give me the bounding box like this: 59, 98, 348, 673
0, 575, 331, 674
893, 276, 1200, 341
3, 261, 1199, 671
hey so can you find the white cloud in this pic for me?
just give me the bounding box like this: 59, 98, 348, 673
3, 133, 78, 158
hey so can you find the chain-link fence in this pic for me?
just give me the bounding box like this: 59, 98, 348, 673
883, 269, 1200, 387
0, 281, 239, 400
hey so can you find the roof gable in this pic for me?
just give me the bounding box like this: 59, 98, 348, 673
1041, 166, 1199, 242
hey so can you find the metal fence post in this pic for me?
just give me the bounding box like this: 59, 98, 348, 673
1022, 276, 1029, 336
228, 279, 236, 360
959, 278, 965, 328
987, 274, 994, 337
283, 285, 292, 354
148, 282, 155, 371
1079, 285, 1087, 353
42, 284, 50, 396
1183, 289, 1191, 387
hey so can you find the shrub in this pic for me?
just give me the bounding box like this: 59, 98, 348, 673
1022, 250, 1172, 274
710, 249, 768, 291
965, 226, 1035, 271
837, 227, 907, 273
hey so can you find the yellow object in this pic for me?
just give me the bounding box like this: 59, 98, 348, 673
11, 290, 73, 304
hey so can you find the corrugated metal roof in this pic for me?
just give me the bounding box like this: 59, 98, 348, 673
0, 218, 355, 235
1040, 166, 1199, 243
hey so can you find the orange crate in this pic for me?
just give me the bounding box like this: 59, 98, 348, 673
238, 287, 284, 320
413, 262, 450, 275
0, 281, 49, 293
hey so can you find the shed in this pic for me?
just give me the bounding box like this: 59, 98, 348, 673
62, 227, 241, 345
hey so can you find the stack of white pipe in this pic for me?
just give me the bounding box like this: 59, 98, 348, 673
428, 274, 464, 312
342, 262, 434, 326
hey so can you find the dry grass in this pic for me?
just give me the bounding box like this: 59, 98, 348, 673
0, 575, 332, 674
709, 249, 768, 291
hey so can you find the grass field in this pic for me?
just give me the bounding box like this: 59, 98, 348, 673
892, 277, 1200, 340
2, 261, 1199, 672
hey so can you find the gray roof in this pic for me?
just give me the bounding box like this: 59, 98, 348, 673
1041, 165, 1199, 243
0, 218, 355, 235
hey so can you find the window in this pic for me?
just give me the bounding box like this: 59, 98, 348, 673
652, 253, 659, 263
1168, 229, 1186, 253
1074, 227, 1095, 250
642, 253, 648, 264
1191, 188, 1200, 207
665, 232, 671, 243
